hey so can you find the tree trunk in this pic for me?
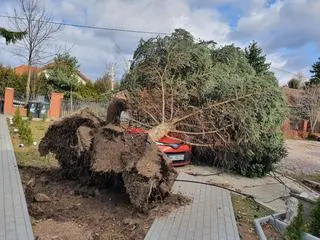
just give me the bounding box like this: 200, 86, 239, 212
26, 61, 32, 104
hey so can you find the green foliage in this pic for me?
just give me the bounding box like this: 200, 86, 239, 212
27, 111, 33, 121
13, 108, 23, 129
94, 73, 112, 93
205, 45, 286, 177
309, 199, 320, 237
13, 108, 33, 145
123, 29, 286, 177
47, 52, 80, 93
245, 40, 271, 75
285, 204, 305, 240
19, 121, 33, 145
0, 27, 25, 44
74, 82, 101, 101
31, 73, 50, 97
288, 78, 302, 89
0, 65, 27, 98
310, 57, 320, 85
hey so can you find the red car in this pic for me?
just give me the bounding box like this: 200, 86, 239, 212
127, 128, 192, 167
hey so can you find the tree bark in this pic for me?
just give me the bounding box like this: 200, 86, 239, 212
26, 61, 32, 103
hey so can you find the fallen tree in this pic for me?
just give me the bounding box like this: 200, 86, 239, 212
122, 29, 287, 177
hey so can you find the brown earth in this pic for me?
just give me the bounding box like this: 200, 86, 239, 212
38, 109, 177, 211
262, 222, 282, 240
21, 166, 189, 240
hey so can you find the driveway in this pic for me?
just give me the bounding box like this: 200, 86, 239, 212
277, 139, 320, 175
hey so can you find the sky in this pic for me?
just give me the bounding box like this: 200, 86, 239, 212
0, 0, 319, 84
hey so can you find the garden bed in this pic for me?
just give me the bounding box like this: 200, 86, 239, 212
254, 212, 320, 240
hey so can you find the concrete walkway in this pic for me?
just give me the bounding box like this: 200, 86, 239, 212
0, 115, 34, 240
177, 165, 308, 213
145, 173, 240, 240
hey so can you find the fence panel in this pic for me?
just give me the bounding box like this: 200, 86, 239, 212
61, 99, 108, 118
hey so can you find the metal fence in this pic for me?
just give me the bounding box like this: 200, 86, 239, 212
61, 99, 108, 118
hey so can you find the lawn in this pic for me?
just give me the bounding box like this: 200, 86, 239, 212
231, 194, 274, 240
9, 119, 58, 168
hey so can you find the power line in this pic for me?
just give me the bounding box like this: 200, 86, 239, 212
0, 14, 169, 35
270, 66, 310, 80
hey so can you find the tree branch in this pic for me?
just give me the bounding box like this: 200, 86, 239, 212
173, 93, 254, 124
171, 124, 233, 135
164, 134, 215, 147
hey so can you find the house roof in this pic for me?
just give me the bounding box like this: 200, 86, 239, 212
14, 64, 91, 83
14, 65, 41, 75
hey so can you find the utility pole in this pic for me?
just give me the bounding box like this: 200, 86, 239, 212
110, 63, 115, 91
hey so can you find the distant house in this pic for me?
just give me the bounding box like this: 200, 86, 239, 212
14, 65, 41, 76
14, 64, 91, 85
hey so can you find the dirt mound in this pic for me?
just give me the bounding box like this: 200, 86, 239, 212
39, 109, 177, 211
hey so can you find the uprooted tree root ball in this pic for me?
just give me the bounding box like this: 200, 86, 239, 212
39, 109, 177, 211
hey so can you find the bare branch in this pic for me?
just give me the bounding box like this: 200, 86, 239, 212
141, 108, 160, 124
171, 124, 233, 135
164, 135, 215, 147
12, 0, 61, 102
173, 93, 254, 124
127, 117, 152, 128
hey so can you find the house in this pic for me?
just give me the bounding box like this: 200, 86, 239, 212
281, 87, 320, 137
14, 65, 41, 76
14, 64, 91, 85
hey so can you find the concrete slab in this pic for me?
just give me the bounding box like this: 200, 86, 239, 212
176, 165, 308, 212
144, 173, 240, 240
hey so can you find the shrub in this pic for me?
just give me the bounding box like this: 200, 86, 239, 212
13, 108, 33, 145
309, 199, 320, 237
19, 121, 33, 145
285, 203, 305, 240
13, 108, 23, 129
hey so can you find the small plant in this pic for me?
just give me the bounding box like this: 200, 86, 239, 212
42, 114, 47, 122
285, 203, 305, 240
19, 121, 33, 145
13, 108, 23, 129
309, 199, 320, 237
12, 108, 33, 145
27, 111, 33, 121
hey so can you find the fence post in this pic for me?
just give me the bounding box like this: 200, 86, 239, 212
48, 92, 63, 119
4, 87, 14, 115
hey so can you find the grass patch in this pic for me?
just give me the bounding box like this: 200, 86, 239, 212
9, 119, 58, 168
287, 172, 320, 184
231, 194, 274, 239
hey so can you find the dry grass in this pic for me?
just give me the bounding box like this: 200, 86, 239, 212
231, 194, 274, 239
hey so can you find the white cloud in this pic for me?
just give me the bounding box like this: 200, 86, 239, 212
1, 0, 319, 84
1, 0, 230, 80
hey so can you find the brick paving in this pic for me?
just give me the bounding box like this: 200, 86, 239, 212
145, 173, 240, 240
0, 115, 34, 240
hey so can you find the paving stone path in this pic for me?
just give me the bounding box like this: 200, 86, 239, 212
0, 114, 34, 240
144, 172, 240, 240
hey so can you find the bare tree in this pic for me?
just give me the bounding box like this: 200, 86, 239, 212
298, 85, 320, 133
12, 0, 61, 102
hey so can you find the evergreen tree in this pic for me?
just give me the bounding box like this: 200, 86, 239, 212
0, 27, 25, 44
310, 57, 320, 85
46, 52, 80, 95
245, 41, 271, 75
